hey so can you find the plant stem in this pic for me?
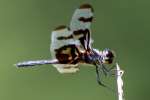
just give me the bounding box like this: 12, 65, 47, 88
115, 63, 124, 100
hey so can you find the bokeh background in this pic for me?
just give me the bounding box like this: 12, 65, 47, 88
0, 0, 150, 100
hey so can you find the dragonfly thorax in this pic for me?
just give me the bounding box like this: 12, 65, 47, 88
79, 48, 102, 64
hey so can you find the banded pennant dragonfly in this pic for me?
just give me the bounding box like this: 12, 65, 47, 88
16, 4, 116, 87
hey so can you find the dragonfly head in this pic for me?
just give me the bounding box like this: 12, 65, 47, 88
92, 48, 115, 65
101, 48, 115, 64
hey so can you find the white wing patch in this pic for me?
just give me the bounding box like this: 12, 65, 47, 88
50, 25, 80, 73
50, 26, 80, 53
70, 6, 93, 31
53, 64, 79, 74
70, 4, 94, 50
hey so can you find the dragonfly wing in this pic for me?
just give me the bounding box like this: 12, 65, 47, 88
50, 25, 80, 73
70, 4, 94, 50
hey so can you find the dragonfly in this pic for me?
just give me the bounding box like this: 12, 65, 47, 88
16, 4, 116, 87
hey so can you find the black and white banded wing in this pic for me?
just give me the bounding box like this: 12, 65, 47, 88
50, 25, 80, 73
70, 4, 94, 50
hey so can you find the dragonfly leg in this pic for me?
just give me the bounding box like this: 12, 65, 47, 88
95, 65, 106, 87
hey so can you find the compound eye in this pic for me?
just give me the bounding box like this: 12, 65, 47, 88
106, 51, 114, 58
105, 59, 113, 64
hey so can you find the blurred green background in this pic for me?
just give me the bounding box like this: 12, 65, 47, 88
0, 0, 150, 100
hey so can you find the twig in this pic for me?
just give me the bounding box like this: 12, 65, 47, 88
115, 63, 124, 100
